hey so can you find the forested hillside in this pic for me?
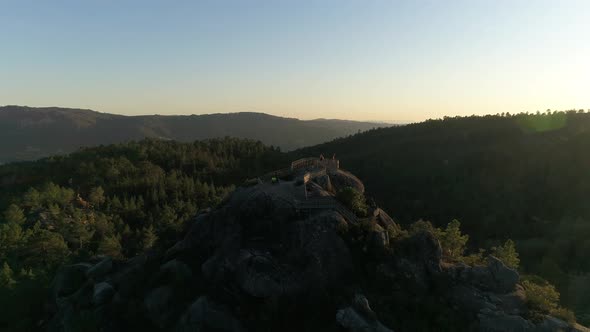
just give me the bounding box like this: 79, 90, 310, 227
0, 138, 286, 330
296, 110, 590, 324
0, 105, 383, 163
2, 112, 590, 329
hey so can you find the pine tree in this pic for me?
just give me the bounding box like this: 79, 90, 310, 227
437, 220, 469, 259
89, 186, 106, 208
492, 239, 520, 269
48, 204, 61, 218
0, 262, 16, 289
69, 221, 95, 250
137, 196, 145, 209
110, 195, 122, 210
0, 222, 24, 256
141, 226, 158, 252
3, 204, 26, 225
150, 188, 159, 204
24, 229, 70, 269
97, 234, 123, 259
19, 268, 35, 280
23, 188, 42, 210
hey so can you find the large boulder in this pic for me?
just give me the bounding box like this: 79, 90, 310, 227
373, 208, 399, 230
50, 263, 92, 300
235, 250, 285, 298
368, 223, 390, 254
43, 168, 588, 332
329, 169, 365, 193
159, 259, 193, 284
176, 296, 245, 332
336, 295, 393, 332
144, 285, 176, 328
487, 256, 520, 293
497, 284, 527, 316
313, 173, 334, 193
395, 231, 443, 275
454, 256, 519, 294
477, 310, 534, 332
86, 257, 113, 281
92, 282, 115, 305
108, 254, 149, 298
449, 284, 494, 317
573, 323, 590, 332
535, 316, 570, 331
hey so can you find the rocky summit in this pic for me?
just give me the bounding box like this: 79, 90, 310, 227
45, 163, 589, 332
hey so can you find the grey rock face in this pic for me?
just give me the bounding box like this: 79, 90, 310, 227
176, 296, 245, 332
535, 316, 570, 332
92, 282, 115, 305
51, 263, 92, 300
478, 310, 534, 332
44, 169, 588, 332
374, 208, 398, 230
159, 259, 193, 284
329, 169, 366, 193
313, 173, 333, 193
453, 256, 519, 294
498, 284, 527, 315
368, 224, 389, 253
573, 323, 590, 332
144, 285, 175, 328
235, 250, 285, 298
337, 295, 393, 332
395, 230, 443, 275
86, 257, 113, 280
487, 256, 520, 293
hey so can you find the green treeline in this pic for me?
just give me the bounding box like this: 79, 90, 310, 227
0, 137, 284, 331
2, 110, 590, 328
298, 110, 590, 324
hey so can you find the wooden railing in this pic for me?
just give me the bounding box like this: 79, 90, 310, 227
291, 157, 320, 170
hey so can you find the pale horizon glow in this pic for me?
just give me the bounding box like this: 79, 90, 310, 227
1, 0, 589, 122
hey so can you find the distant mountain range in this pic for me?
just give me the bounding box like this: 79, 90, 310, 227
0, 105, 386, 163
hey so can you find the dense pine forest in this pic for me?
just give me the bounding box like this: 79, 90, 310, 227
1, 111, 590, 329
0, 138, 286, 330
298, 110, 590, 324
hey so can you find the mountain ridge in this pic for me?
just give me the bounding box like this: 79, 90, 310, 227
0, 105, 386, 163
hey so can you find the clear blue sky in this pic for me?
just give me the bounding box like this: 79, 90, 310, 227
1, 0, 589, 121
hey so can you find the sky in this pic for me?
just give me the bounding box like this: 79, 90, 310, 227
1, 0, 589, 122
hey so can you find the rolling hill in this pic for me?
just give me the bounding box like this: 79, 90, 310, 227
0, 105, 385, 163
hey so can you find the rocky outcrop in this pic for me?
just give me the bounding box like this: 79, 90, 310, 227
450, 256, 520, 294
176, 296, 245, 332
92, 282, 115, 305
45, 169, 587, 332
328, 169, 365, 193
337, 295, 393, 332
50, 263, 91, 301
86, 257, 113, 280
